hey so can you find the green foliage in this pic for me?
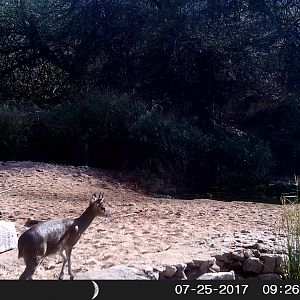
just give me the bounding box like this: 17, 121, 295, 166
242, 100, 300, 175
280, 177, 300, 280
0, 0, 299, 191
213, 131, 273, 185
0, 91, 274, 189
131, 110, 190, 170
0, 106, 21, 159
24, 91, 213, 181
21, 91, 144, 166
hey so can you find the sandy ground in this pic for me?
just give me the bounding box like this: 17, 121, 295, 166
0, 161, 284, 280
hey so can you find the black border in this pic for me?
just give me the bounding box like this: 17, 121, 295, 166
1, 280, 300, 300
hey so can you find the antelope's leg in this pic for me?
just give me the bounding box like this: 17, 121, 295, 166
66, 248, 74, 280
58, 251, 67, 280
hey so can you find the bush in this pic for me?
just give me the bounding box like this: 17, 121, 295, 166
128, 108, 211, 185
0, 91, 274, 191
0, 105, 29, 160
22, 91, 145, 167
213, 131, 273, 185
280, 177, 300, 280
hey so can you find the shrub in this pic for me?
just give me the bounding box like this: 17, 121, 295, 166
128, 108, 211, 185
0, 105, 30, 160
280, 176, 300, 280
23, 91, 145, 167
212, 130, 273, 186
0, 91, 275, 191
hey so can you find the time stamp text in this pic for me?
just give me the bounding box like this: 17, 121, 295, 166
174, 284, 300, 296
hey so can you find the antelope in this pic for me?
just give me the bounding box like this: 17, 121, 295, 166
18, 193, 108, 280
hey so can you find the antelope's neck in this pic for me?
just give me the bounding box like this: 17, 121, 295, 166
75, 206, 96, 234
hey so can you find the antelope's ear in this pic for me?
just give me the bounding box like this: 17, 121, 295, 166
91, 193, 97, 203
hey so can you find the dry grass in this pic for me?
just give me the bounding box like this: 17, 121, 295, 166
280, 175, 300, 279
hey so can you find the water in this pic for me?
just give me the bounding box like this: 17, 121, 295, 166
174, 183, 298, 204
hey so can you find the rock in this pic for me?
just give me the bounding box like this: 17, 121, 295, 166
77, 265, 151, 280
256, 243, 271, 253
253, 250, 261, 258
175, 263, 187, 279
214, 252, 233, 266
231, 251, 245, 262
209, 264, 221, 273
212, 253, 223, 261
143, 267, 159, 280
244, 249, 253, 258
257, 273, 282, 280
198, 271, 235, 280
243, 257, 264, 274
0, 221, 18, 253
186, 261, 195, 269
162, 265, 177, 278
153, 266, 164, 273
219, 253, 232, 264
193, 257, 216, 274
230, 261, 243, 271
261, 254, 277, 273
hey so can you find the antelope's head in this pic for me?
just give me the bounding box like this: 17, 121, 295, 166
90, 192, 108, 217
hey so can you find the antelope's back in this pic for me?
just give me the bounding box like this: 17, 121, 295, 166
18, 218, 74, 257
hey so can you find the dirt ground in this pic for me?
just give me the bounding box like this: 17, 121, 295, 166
0, 161, 284, 280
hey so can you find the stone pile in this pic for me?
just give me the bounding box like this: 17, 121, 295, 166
79, 248, 287, 280
152, 249, 286, 280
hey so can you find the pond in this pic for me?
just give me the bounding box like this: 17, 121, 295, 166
174, 181, 298, 205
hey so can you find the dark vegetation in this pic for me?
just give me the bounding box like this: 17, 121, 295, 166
0, 0, 300, 192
